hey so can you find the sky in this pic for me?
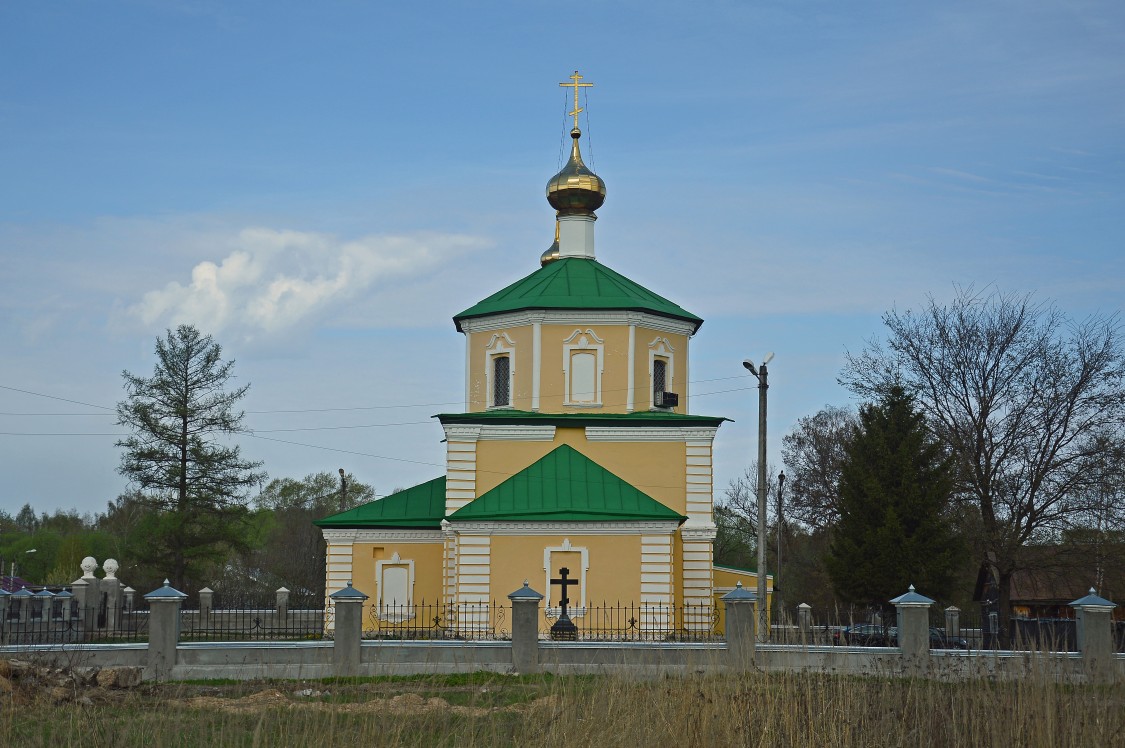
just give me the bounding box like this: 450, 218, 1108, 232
2, 1, 1123, 518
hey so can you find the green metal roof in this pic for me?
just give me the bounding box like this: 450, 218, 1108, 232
447, 444, 685, 523
436, 410, 730, 427
453, 258, 703, 332
314, 477, 446, 529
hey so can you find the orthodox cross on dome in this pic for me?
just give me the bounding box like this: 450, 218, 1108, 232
559, 70, 593, 130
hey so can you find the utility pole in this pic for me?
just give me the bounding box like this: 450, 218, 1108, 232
338, 468, 348, 512
777, 471, 785, 612
743, 354, 773, 642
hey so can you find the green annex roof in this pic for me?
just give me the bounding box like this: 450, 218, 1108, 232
453, 258, 703, 332
314, 477, 446, 529
447, 444, 686, 523
436, 410, 730, 427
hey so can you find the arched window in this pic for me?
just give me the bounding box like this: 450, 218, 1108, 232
653, 358, 667, 401
493, 355, 511, 407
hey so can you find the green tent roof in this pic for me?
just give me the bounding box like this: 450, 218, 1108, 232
448, 444, 685, 523
453, 258, 703, 332
314, 477, 446, 529
436, 410, 730, 427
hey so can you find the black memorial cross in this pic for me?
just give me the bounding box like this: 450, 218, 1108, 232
549, 566, 580, 640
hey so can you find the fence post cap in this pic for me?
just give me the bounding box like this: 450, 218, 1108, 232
198, 587, 213, 594
276, 586, 290, 593
721, 581, 757, 601
944, 605, 960, 613
123, 586, 135, 594
889, 584, 935, 607
1069, 587, 1116, 611
797, 602, 812, 610
144, 580, 188, 601
507, 580, 544, 601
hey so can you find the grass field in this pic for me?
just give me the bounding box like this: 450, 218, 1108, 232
3, 669, 1123, 747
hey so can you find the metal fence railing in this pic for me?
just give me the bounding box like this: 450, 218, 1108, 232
1, 591, 149, 644
540, 603, 722, 642
180, 594, 326, 641
361, 601, 508, 640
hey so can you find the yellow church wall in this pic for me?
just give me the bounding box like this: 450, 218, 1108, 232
537, 323, 631, 412
633, 327, 690, 412
465, 326, 536, 411
350, 541, 446, 606
463, 323, 693, 414
474, 427, 688, 514
486, 533, 645, 608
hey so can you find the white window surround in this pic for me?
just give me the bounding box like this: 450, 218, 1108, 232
484, 332, 516, 409
648, 336, 676, 410
376, 551, 415, 622
562, 328, 605, 406
543, 538, 590, 617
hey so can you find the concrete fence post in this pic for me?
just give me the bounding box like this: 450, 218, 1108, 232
329, 582, 368, 678
198, 587, 214, 620
797, 603, 812, 643
722, 582, 757, 668
1069, 588, 1117, 684
123, 587, 136, 612
14, 588, 33, 624
276, 587, 290, 623
508, 581, 544, 674
944, 606, 960, 640
144, 580, 188, 681
890, 585, 935, 676
0, 589, 9, 643
56, 590, 74, 622
104, 578, 122, 631
70, 579, 91, 629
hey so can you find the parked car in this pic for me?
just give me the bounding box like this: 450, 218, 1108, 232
833, 624, 968, 649
833, 623, 894, 647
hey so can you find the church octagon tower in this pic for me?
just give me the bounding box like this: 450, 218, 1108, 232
317, 73, 765, 635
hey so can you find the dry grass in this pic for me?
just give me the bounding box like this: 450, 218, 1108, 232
2, 669, 1123, 747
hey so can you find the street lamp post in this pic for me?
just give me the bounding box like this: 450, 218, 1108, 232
777, 471, 785, 611
743, 353, 773, 642
12, 548, 36, 584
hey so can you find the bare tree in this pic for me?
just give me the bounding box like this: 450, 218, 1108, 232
841, 287, 1125, 643
780, 405, 857, 529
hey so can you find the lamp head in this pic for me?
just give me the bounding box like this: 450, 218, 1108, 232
763, 352, 775, 366
742, 359, 758, 375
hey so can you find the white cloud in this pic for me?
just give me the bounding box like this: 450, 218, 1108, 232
128, 227, 484, 339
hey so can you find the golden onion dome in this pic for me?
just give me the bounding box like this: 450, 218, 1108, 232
546, 128, 606, 215
540, 218, 561, 266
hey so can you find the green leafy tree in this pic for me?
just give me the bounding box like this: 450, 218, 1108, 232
842, 288, 1125, 643
116, 325, 265, 591
240, 471, 375, 604
826, 387, 961, 616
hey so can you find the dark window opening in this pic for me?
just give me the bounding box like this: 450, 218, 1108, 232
493, 356, 510, 407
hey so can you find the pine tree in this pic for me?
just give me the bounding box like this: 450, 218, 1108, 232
116, 325, 265, 591
826, 386, 960, 615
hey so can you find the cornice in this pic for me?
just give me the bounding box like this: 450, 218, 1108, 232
449, 520, 682, 536
458, 310, 697, 337
586, 426, 720, 442
321, 529, 443, 543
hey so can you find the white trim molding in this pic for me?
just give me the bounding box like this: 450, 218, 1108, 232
562, 328, 605, 407
449, 521, 682, 536
648, 336, 676, 411
375, 551, 415, 622
484, 332, 516, 409
458, 310, 699, 338
680, 525, 718, 542
476, 425, 556, 441
321, 528, 444, 544
543, 538, 590, 617
585, 426, 720, 442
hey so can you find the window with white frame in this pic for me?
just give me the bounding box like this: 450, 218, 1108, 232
563, 329, 604, 406
484, 333, 516, 408
648, 336, 676, 409
376, 552, 414, 622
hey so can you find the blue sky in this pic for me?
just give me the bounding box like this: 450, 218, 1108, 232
2, 1, 1123, 516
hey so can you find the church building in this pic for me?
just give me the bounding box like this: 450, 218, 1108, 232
316, 73, 766, 634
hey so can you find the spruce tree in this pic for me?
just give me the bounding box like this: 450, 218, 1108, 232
826, 386, 960, 617
116, 325, 265, 591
